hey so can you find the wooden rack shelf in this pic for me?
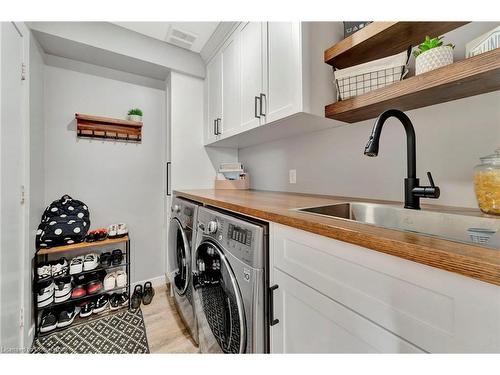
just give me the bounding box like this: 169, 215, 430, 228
324, 22, 468, 68
325, 48, 500, 123
37, 235, 129, 255
76, 113, 142, 142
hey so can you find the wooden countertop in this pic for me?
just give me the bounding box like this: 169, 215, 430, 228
175, 189, 500, 286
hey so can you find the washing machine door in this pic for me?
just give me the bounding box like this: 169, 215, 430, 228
195, 241, 247, 353
168, 218, 191, 296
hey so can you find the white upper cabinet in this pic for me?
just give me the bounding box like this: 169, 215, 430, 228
220, 30, 241, 138
266, 22, 302, 123
206, 52, 222, 143
239, 22, 267, 131
204, 22, 342, 147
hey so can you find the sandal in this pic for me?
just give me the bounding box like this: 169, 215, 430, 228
131, 284, 143, 310
142, 281, 155, 305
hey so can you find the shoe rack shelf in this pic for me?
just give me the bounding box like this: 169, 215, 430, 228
33, 236, 131, 338
75, 113, 142, 142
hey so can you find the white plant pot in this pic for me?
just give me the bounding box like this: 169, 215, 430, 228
415, 46, 454, 75
128, 114, 142, 122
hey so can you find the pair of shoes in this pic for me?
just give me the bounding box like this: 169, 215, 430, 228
100, 249, 123, 267
108, 223, 128, 238
79, 294, 110, 317
110, 292, 129, 310
69, 253, 99, 274
71, 272, 104, 299
37, 258, 69, 280
40, 305, 80, 333
103, 270, 127, 291
86, 228, 108, 242
131, 281, 155, 309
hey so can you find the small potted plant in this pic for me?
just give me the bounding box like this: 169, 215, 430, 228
127, 108, 143, 122
414, 36, 455, 75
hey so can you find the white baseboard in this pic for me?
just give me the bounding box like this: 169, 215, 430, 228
131, 275, 166, 290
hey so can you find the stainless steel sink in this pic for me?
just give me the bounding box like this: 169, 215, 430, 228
296, 202, 500, 249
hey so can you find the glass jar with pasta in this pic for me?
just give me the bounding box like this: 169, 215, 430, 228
474, 148, 500, 215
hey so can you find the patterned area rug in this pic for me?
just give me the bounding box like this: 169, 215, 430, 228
31, 308, 150, 354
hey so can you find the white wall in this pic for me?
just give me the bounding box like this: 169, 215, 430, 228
240, 91, 500, 208
44, 64, 166, 283
26, 30, 45, 345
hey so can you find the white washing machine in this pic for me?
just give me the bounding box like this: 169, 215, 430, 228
192, 206, 269, 353
168, 196, 200, 345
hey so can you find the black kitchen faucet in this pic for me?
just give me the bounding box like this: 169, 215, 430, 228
364, 109, 440, 210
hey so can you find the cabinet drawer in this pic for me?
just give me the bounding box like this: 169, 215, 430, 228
271, 269, 423, 353
271, 223, 500, 353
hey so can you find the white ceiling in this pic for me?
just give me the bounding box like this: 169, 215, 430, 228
112, 22, 219, 53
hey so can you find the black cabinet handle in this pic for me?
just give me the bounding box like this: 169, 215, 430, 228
254, 96, 261, 119
213, 119, 217, 135
216, 118, 222, 135
166, 162, 171, 196
269, 284, 279, 326
259, 93, 266, 116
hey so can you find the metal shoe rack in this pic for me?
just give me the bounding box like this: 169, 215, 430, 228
33, 236, 131, 337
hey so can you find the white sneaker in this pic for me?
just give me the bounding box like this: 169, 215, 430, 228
108, 224, 118, 238
103, 272, 117, 291
69, 256, 84, 274
116, 223, 128, 237
37, 263, 52, 280
51, 258, 69, 277
83, 253, 99, 271
54, 276, 72, 303
115, 270, 127, 287
37, 280, 55, 308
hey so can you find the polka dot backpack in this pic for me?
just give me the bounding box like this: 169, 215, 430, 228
36, 195, 91, 248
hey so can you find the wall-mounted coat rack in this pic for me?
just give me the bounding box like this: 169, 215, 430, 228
75, 113, 143, 142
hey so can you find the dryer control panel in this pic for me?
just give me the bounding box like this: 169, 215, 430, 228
197, 207, 266, 269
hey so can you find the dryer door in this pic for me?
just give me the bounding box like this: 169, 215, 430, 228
168, 218, 191, 296
194, 241, 247, 353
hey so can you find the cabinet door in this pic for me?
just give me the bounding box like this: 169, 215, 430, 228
206, 52, 222, 143
239, 22, 266, 131
270, 269, 423, 353
266, 22, 302, 123
220, 32, 241, 138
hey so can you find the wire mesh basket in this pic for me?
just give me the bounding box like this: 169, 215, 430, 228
334, 49, 411, 101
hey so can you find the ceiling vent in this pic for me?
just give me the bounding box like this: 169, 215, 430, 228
166, 27, 198, 50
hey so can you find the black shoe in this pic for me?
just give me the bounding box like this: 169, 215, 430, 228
131, 285, 142, 310
100, 252, 111, 267
79, 300, 94, 318
57, 305, 79, 328
111, 249, 123, 266
142, 281, 155, 305
93, 294, 109, 314
40, 310, 58, 333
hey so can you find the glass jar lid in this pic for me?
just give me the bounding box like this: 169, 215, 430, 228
479, 148, 500, 164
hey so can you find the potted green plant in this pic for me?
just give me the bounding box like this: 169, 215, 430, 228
414, 36, 455, 75
127, 108, 143, 122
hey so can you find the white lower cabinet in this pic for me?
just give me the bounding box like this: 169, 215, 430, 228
269, 223, 500, 353
271, 268, 423, 353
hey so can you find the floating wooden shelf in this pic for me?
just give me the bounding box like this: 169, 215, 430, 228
324, 22, 468, 68
76, 113, 142, 142
37, 235, 129, 255
325, 48, 500, 123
